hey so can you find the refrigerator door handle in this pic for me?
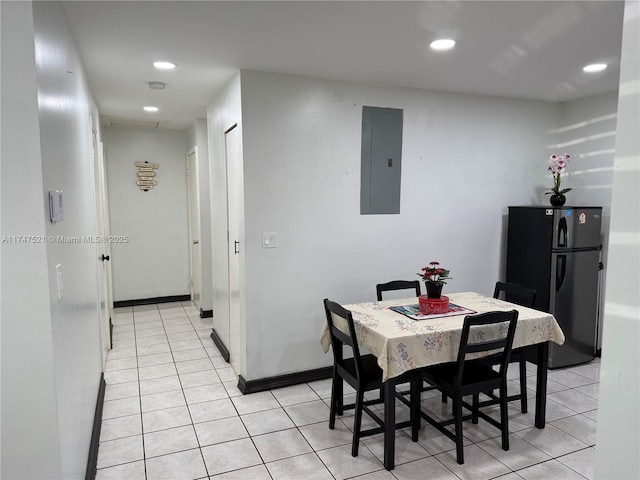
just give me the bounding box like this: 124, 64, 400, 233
558, 216, 568, 248
556, 254, 567, 292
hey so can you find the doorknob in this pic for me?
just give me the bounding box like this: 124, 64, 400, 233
193, 240, 199, 245
101, 255, 110, 262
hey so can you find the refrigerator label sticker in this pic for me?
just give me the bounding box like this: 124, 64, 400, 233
565, 209, 572, 216
545, 209, 553, 216
579, 211, 587, 224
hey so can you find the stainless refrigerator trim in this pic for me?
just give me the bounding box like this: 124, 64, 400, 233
548, 248, 601, 368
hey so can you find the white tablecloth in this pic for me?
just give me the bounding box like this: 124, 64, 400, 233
321, 291, 565, 382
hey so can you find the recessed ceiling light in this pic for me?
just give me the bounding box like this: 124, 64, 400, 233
583, 63, 607, 73
430, 39, 456, 51
143, 106, 159, 112
152, 61, 176, 70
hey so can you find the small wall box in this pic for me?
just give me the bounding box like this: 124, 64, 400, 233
49, 190, 63, 222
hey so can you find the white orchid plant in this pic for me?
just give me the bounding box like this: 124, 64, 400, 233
545, 153, 572, 196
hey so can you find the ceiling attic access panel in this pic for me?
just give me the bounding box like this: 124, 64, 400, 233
360, 106, 403, 215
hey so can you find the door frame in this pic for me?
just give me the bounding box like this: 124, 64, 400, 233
91, 118, 114, 364
224, 123, 244, 375
186, 147, 202, 308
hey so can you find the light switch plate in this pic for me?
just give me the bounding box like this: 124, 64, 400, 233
262, 233, 277, 248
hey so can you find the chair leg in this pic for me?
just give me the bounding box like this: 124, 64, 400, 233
351, 390, 365, 457
329, 375, 338, 429
472, 393, 479, 424
453, 395, 465, 465
329, 373, 342, 429
335, 374, 344, 416
500, 385, 510, 452
519, 357, 528, 413
410, 375, 420, 441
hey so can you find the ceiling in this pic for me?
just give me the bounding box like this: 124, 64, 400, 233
62, 1, 625, 130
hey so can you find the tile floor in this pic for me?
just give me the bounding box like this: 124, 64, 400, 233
96, 302, 600, 480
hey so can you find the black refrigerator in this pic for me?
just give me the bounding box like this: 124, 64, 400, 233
506, 206, 602, 368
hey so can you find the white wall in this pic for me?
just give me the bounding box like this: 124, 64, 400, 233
237, 70, 560, 380
187, 119, 213, 313
558, 91, 618, 348
1, 2, 64, 477
34, 2, 104, 476
595, 1, 640, 478
102, 127, 190, 301
207, 74, 245, 375
1, 1, 104, 478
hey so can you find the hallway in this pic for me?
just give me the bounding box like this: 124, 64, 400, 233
97, 302, 600, 479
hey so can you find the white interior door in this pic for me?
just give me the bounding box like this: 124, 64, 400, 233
225, 125, 242, 372
102, 143, 114, 321
187, 148, 201, 308
92, 124, 113, 364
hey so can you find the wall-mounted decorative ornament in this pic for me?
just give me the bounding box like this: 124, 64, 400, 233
135, 161, 159, 191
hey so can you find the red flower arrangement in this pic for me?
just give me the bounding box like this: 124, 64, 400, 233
418, 261, 452, 286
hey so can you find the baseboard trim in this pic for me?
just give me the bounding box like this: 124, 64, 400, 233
114, 295, 191, 308
210, 328, 230, 362
85, 373, 106, 480
238, 366, 333, 394
200, 309, 213, 318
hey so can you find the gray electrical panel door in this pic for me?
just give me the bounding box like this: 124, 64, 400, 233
360, 106, 403, 214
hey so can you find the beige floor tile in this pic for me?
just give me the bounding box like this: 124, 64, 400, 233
201, 438, 263, 476
98, 303, 601, 480
267, 452, 335, 480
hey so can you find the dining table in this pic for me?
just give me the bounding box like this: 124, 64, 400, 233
320, 291, 566, 470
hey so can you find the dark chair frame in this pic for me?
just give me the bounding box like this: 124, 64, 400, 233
376, 280, 445, 401
323, 299, 420, 457
488, 281, 538, 413
419, 310, 519, 464
376, 280, 421, 301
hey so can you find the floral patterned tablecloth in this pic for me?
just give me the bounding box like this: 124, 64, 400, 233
321, 291, 565, 382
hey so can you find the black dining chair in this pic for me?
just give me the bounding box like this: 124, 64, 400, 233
376, 280, 443, 400
376, 280, 421, 301
419, 310, 519, 465
323, 298, 420, 457
488, 281, 537, 413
